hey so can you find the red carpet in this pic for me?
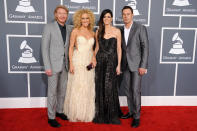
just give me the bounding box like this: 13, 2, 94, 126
0, 106, 197, 131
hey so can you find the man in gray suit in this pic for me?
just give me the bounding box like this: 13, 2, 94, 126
120, 6, 149, 128
41, 5, 72, 128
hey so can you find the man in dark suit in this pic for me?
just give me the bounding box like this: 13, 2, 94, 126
42, 5, 72, 128
120, 6, 149, 128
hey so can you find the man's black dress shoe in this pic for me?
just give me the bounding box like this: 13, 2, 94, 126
48, 119, 61, 128
118, 111, 124, 118
56, 112, 68, 120
120, 113, 133, 119
131, 119, 140, 128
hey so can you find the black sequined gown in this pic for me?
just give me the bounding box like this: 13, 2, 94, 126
93, 37, 120, 124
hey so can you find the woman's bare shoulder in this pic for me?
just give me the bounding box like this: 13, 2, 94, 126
91, 31, 95, 36
72, 28, 79, 34
112, 27, 120, 32
111, 27, 120, 36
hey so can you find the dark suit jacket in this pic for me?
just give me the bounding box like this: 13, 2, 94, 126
120, 22, 149, 72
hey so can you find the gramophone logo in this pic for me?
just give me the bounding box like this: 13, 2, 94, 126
172, 0, 191, 6
126, 0, 140, 15
63, 0, 99, 14
164, 0, 197, 16
4, 0, 46, 23
15, 0, 35, 13
18, 40, 37, 63
160, 28, 196, 64
70, 0, 89, 3
114, 0, 150, 26
169, 32, 186, 54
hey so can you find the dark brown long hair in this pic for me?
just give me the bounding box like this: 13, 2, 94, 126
98, 9, 113, 39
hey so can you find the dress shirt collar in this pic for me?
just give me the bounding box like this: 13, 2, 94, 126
124, 23, 132, 30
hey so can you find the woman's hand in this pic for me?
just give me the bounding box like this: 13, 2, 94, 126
69, 64, 74, 74
116, 65, 121, 75
91, 56, 97, 68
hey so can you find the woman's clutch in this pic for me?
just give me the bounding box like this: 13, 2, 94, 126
86, 63, 93, 71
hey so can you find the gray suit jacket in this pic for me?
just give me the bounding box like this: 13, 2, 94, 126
121, 22, 149, 72
42, 21, 72, 73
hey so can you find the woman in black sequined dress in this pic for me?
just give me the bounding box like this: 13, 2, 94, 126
93, 9, 122, 124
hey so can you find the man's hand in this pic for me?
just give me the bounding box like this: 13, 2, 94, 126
45, 69, 52, 76
138, 68, 147, 76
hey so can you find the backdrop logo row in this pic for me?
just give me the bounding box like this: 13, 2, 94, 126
64, 0, 151, 26
4, 0, 197, 22
4, 0, 197, 73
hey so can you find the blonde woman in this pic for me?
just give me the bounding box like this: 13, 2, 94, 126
63, 9, 96, 122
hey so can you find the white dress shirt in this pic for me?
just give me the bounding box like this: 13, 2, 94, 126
124, 24, 132, 45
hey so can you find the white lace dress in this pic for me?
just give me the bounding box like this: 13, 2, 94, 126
64, 36, 95, 122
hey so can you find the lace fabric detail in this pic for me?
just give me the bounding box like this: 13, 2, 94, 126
64, 36, 95, 122
93, 37, 121, 124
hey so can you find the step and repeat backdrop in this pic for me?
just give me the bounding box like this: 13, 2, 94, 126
0, 0, 197, 108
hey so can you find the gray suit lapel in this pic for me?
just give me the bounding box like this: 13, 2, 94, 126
127, 22, 136, 47
121, 26, 127, 50
54, 21, 64, 44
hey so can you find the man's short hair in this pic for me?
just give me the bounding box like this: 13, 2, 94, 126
122, 6, 133, 14
54, 5, 69, 15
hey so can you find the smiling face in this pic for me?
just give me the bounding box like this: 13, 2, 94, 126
55, 8, 68, 25
103, 13, 112, 25
81, 13, 90, 28
122, 8, 133, 25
